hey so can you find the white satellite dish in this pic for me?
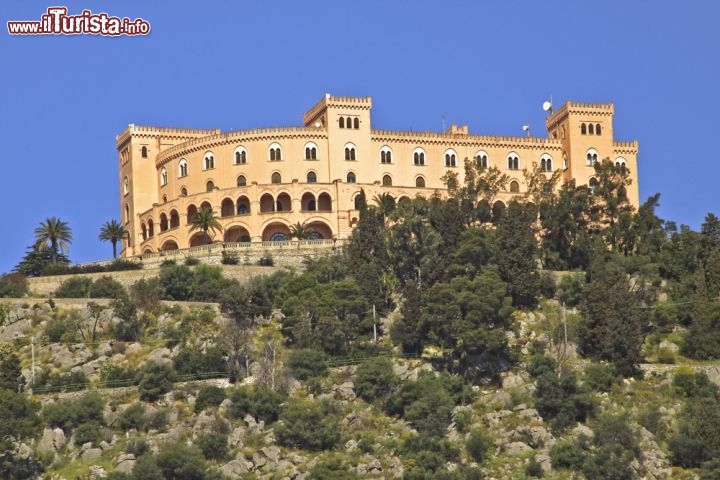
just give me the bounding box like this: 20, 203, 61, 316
522, 124, 530, 132
542, 101, 553, 112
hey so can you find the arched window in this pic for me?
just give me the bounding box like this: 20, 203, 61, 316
170, 210, 179, 228
160, 168, 168, 186
160, 213, 168, 232
162, 194, 167, 203
589, 177, 598, 194
382, 175, 392, 186
413, 148, 426, 166
269, 143, 282, 161
123, 176, 128, 195
475, 151, 489, 169
344, 143, 356, 161
581, 123, 587, 135
339, 117, 345, 128
588, 123, 595, 135
237, 175, 247, 187
147, 220, 154, 238
304, 142, 318, 160
346, 117, 352, 128
307, 171, 317, 183
178, 159, 188, 177
346, 172, 356, 183
271, 172, 281, 184
507, 153, 519, 170
204, 152, 215, 170
415, 176, 426, 188
614, 157, 627, 173
586, 148, 599, 166
509, 180, 520, 193
444, 149, 457, 167
596, 124, 602, 135
141, 146, 148, 158
180, 187, 188, 197
206, 180, 215, 192
353, 118, 359, 129
380, 146, 393, 164
234, 147, 247, 165
124, 204, 129, 223
540, 154, 553, 172
563, 154, 568, 170
354, 195, 362, 210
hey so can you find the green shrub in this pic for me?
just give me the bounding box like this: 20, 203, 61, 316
287, 348, 328, 380
557, 274, 584, 307
657, 348, 676, 364
195, 386, 226, 413
43, 392, 104, 436
138, 362, 175, 402
73, 421, 102, 446
308, 458, 356, 479
466, 429, 490, 462
88, 276, 126, 299
539, 271, 556, 299
54, 277, 93, 298
226, 386, 285, 424
276, 399, 341, 451
118, 403, 147, 432
527, 354, 556, 378
0, 273, 28, 298
196, 432, 228, 460
155, 442, 207, 479
158, 264, 194, 301
173, 346, 226, 377
221, 251, 239, 265
125, 438, 150, 457
44, 312, 79, 343
184, 257, 200, 266
400, 436, 460, 476
258, 254, 274, 266
584, 362, 619, 392
550, 439, 587, 469
355, 357, 397, 408
525, 458, 544, 478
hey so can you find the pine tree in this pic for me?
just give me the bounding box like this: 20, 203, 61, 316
578, 254, 645, 377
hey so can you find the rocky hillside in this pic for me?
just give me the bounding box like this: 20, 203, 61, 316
1, 296, 711, 480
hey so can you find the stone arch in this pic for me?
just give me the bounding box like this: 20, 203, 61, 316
305, 220, 333, 239
200, 201, 212, 211
276, 192, 292, 212
317, 192, 332, 211
236, 195, 251, 215
186, 204, 198, 225
260, 193, 275, 213
159, 213, 169, 232
301, 192, 317, 211
169, 210, 180, 229
224, 225, 251, 243
262, 222, 291, 241
189, 232, 207, 247
221, 198, 235, 217
161, 239, 179, 251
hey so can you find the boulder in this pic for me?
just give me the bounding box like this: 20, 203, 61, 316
88, 465, 107, 479
80, 447, 103, 461
115, 453, 136, 474
38, 427, 66, 453
505, 441, 532, 455
333, 381, 356, 401
221, 459, 250, 477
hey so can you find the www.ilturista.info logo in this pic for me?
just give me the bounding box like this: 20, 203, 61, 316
7, 7, 150, 36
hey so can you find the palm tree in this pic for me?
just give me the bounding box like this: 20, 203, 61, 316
34, 217, 72, 264
189, 206, 223, 245
98, 220, 126, 258
289, 221, 312, 240
373, 193, 396, 225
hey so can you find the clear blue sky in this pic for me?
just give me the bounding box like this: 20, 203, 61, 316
1, 1, 718, 273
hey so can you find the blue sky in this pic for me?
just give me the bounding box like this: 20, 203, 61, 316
1, 1, 718, 273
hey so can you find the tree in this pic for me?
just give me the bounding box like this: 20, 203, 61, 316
494, 200, 541, 308
276, 399, 341, 451
33, 217, 72, 264
578, 254, 645, 377
0, 343, 24, 391
98, 219, 126, 258
592, 159, 635, 251
189, 206, 222, 245
14, 246, 70, 277
289, 221, 312, 240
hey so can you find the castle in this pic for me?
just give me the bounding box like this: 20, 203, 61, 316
116, 94, 639, 257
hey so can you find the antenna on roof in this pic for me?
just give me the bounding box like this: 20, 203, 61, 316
441, 115, 446, 131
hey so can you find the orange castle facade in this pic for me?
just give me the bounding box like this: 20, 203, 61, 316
116, 94, 639, 256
